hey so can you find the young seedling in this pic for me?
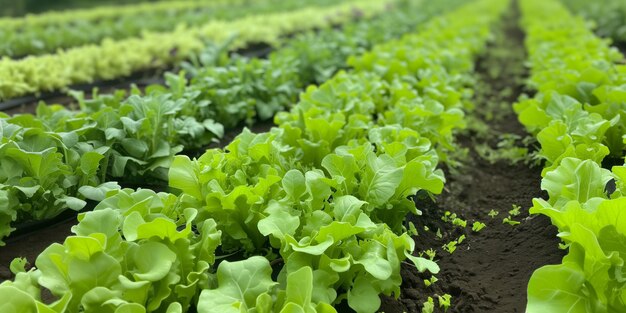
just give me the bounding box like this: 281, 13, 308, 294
503, 204, 522, 226
424, 275, 439, 287
488, 209, 499, 218
442, 211, 467, 228
443, 240, 457, 254
509, 204, 521, 217
472, 221, 486, 232
457, 234, 466, 244
422, 297, 435, 313
438, 294, 452, 312
424, 249, 437, 260
502, 216, 521, 226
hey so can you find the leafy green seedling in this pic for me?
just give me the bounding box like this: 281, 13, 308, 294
472, 221, 486, 232
438, 294, 452, 312
422, 297, 435, 313
457, 234, 466, 244
452, 217, 467, 228
509, 204, 521, 217
488, 209, 499, 218
502, 217, 520, 226
424, 249, 437, 260
442, 211, 467, 228
424, 275, 438, 287
443, 241, 457, 254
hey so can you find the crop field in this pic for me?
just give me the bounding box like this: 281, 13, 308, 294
0, 0, 625, 312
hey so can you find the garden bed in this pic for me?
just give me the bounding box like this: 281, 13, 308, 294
380, 3, 564, 311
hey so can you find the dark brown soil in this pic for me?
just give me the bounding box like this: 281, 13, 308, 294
0, 218, 74, 281
379, 3, 565, 312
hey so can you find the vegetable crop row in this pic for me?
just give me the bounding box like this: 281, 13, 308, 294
0, 0, 385, 100
560, 0, 626, 44
0, 0, 239, 29
0, 0, 508, 312
0, 0, 448, 246
516, 0, 626, 311
0, 0, 342, 58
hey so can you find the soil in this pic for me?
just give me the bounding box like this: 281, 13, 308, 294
378, 3, 565, 313
0, 218, 74, 282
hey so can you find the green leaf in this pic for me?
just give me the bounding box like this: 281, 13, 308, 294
542, 158, 612, 209
258, 201, 300, 241
354, 241, 392, 280
347, 275, 380, 313
358, 153, 403, 208
315, 222, 364, 244
332, 195, 367, 224
197, 256, 277, 313
130, 242, 177, 282
0, 286, 38, 313
284, 266, 314, 310
527, 263, 594, 313
78, 182, 121, 201
282, 170, 306, 201
404, 251, 440, 274
79, 151, 104, 176
169, 156, 202, 200
321, 153, 358, 190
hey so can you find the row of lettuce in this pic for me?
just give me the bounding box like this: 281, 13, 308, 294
0, 0, 449, 246
0, 0, 508, 312
515, 0, 626, 311
0, 0, 236, 28
0, 0, 344, 58
0, 0, 384, 100
561, 0, 626, 44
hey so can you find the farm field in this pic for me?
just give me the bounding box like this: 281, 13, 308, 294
1, 0, 625, 312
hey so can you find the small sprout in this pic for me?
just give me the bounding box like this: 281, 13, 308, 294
442, 211, 467, 228
422, 297, 435, 313
488, 209, 499, 218
452, 217, 467, 228
425, 249, 437, 260
408, 222, 419, 236
502, 217, 520, 226
509, 204, 521, 217
424, 225, 430, 232
443, 240, 457, 254
457, 234, 466, 244
436, 228, 443, 239
472, 221, 486, 232
438, 294, 452, 312
423, 275, 438, 287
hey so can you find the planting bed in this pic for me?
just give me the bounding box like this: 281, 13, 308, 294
380, 3, 565, 312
